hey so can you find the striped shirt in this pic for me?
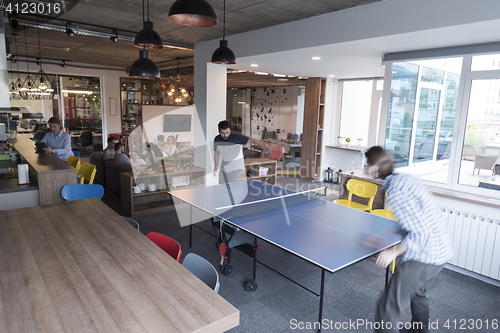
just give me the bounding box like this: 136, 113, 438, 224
384, 172, 453, 265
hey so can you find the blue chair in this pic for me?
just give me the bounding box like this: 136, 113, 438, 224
61, 184, 104, 201
121, 216, 140, 230
182, 253, 220, 293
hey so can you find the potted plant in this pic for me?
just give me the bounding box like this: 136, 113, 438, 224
345, 137, 351, 148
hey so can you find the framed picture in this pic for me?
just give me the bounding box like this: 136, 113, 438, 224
109, 98, 117, 116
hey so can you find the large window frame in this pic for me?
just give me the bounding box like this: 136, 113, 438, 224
382, 56, 500, 200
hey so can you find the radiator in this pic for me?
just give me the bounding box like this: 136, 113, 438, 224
440, 207, 500, 281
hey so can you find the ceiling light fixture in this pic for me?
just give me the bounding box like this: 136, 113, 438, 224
65, 22, 75, 37
311, 56, 321, 60
134, 0, 162, 49
110, 29, 118, 43
168, 0, 217, 27
34, 18, 54, 98
9, 18, 19, 29
211, 0, 235, 64
250, 64, 258, 67
20, 27, 37, 99
129, 49, 160, 79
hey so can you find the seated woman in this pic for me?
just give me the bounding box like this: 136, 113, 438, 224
159, 135, 177, 157
41, 117, 74, 161
131, 151, 147, 167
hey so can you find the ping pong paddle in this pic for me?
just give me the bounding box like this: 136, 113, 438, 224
219, 243, 227, 265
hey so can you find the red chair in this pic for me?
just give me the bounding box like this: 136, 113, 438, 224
146, 232, 182, 262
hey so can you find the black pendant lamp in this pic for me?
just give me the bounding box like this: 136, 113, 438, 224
168, 0, 217, 27
134, 0, 163, 49
129, 49, 160, 79
211, 0, 235, 64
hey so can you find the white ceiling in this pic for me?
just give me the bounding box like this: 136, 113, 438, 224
231, 18, 500, 80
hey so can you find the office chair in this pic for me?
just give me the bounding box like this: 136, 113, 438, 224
146, 232, 182, 262
78, 131, 93, 155
334, 178, 378, 212
61, 184, 104, 201
182, 253, 220, 293
121, 216, 140, 230
78, 163, 97, 184
32, 130, 47, 143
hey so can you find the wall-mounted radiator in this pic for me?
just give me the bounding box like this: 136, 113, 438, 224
440, 207, 500, 281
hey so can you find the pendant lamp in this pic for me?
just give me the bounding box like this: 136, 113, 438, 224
129, 49, 161, 79
211, 0, 235, 64
20, 27, 36, 100
12, 34, 23, 97
34, 18, 54, 98
168, 0, 217, 27
134, 0, 162, 49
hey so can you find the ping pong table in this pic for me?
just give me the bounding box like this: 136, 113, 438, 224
170, 180, 402, 331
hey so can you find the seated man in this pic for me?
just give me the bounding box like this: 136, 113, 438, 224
103, 136, 118, 159
114, 143, 130, 164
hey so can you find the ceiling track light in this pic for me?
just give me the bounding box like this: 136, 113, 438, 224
65, 22, 75, 37
9, 18, 19, 29
3, 16, 193, 50
168, 0, 217, 27
110, 29, 118, 43
211, 0, 235, 64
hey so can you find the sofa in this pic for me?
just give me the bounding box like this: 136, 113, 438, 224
90, 152, 132, 196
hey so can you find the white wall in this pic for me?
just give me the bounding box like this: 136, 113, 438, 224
142, 105, 195, 145
245, 85, 299, 140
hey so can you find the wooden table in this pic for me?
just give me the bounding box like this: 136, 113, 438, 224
11, 136, 75, 205
0, 198, 239, 333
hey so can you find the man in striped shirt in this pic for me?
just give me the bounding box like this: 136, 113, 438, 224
365, 146, 453, 333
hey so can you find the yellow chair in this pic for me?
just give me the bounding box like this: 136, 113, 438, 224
66, 155, 81, 174
371, 192, 397, 220
78, 163, 97, 184
371, 207, 397, 220
334, 178, 378, 211
370, 194, 397, 274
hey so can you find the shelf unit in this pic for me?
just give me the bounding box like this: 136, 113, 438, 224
121, 166, 205, 216
242, 158, 277, 185
300, 77, 326, 181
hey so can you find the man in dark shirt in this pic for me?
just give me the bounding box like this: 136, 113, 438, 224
213, 120, 265, 183
114, 143, 130, 164
103, 136, 118, 159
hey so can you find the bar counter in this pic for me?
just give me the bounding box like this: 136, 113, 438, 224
11, 136, 75, 205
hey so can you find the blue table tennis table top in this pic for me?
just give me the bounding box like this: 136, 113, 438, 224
170, 180, 402, 273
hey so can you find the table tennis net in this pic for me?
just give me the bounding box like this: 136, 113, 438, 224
213, 187, 326, 221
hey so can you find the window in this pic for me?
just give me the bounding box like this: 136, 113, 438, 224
384, 54, 500, 198
384, 59, 461, 183
338, 79, 382, 147
459, 78, 500, 188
